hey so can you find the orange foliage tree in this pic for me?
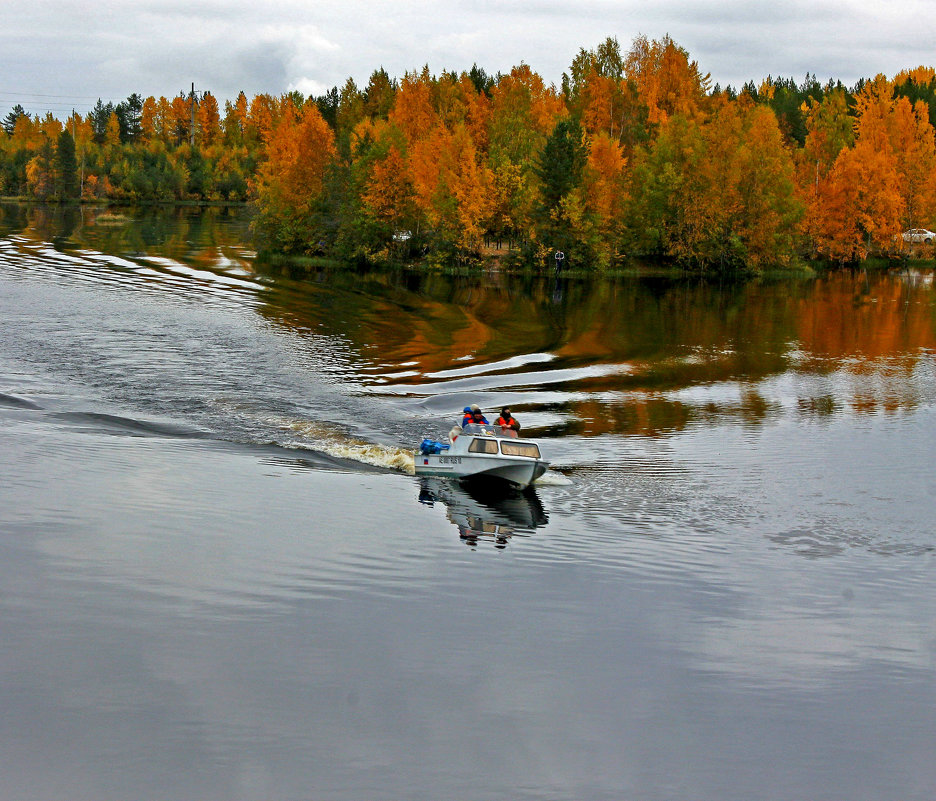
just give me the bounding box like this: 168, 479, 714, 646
140, 96, 160, 141
814, 141, 903, 261
624, 35, 709, 127
629, 97, 801, 269
564, 38, 649, 154
809, 76, 933, 260
389, 69, 436, 146
196, 92, 221, 147
890, 96, 936, 231
357, 118, 417, 241
252, 103, 337, 252
796, 88, 854, 247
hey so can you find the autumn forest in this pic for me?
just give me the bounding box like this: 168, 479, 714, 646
5, 35, 936, 270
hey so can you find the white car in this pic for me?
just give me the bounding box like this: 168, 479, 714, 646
902, 228, 936, 244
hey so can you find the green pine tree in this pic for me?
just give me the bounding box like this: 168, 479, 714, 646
2, 104, 26, 135
54, 129, 79, 199
534, 117, 587, 263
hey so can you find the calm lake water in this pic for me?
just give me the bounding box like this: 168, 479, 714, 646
1, 203, 935, 801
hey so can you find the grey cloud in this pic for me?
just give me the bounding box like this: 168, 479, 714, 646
2, 0, 936, 116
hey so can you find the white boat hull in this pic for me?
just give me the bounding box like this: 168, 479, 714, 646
415, 451, 548, 489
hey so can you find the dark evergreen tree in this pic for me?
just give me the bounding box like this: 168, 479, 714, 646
90, 99, 115, 144
314, 86, 340, 130
894, 74, 936, 129
364, 68, 396, 118
536, 117, 586, 208
467, 64, 494, 96
764, 76, 807, 145
54, 129, 79, 199
534, 117, 587, 262
2, 104, 27, 135
800, 72, 824, 103
185, 147, 206, 197
115, 93, 143, 143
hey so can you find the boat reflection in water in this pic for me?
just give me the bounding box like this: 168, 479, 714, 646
417, 477, 548, 549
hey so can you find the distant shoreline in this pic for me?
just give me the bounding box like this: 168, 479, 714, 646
0, 196, 249, 208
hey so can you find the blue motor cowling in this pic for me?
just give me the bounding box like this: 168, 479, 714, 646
419, 438, 450, 455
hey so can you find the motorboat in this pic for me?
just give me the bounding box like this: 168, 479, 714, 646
414, 422, 549, 490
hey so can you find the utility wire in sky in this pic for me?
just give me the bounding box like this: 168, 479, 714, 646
0, 90, 102, 99
0, 90, 125, 117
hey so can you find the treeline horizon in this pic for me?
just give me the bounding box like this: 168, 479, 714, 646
4, 34, 936, 270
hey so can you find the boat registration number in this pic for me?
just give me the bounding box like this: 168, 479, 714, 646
439, 456, 462, 464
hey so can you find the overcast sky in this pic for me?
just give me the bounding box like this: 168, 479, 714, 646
3, 0, 934, 117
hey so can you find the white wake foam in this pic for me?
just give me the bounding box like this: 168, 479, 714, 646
533, 470, 574, 486
283, 419, 416, 474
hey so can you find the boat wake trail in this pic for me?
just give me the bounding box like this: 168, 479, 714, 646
0, 392, 42, 410
277, 418, 416, 474
49, 411, 206, 440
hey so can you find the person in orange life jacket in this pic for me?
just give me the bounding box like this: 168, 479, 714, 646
461, 406, 474, 427
462, 403, 488, 426
495, 407, 520, 432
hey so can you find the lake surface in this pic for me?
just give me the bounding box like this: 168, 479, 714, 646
1, 203, 935, 801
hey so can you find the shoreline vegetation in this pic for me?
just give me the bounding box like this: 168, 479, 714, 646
0, 195, 245, 207
5, 36, 936, 273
